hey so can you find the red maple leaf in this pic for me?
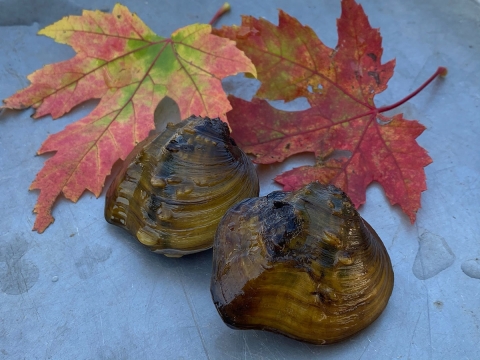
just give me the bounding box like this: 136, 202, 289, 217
1, 4, 255, 233
215, 0, 446, 222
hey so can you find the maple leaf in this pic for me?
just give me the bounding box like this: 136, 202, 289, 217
215, 0, 446, 222
2, 4, 256, 233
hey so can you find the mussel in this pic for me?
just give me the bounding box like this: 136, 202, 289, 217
105, 116, 259, 257
211, 182, 394, 344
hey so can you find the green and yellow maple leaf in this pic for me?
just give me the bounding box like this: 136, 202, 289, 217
2, 4, 256, 233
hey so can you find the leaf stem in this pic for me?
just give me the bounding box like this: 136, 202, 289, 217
209, 2, 231, 26
377, 66, 447, 113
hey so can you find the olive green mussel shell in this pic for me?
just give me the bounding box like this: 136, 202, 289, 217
105, 116, 259, 257
211, 182, 394, 344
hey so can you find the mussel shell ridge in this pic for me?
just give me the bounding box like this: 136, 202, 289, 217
105, 116, 259, 256
211, 182, 394, 344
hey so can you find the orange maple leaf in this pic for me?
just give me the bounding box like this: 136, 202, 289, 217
2, 4, 256, 233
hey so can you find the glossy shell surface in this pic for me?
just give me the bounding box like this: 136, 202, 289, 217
211, 182, 394, 344
105, 116, 259, 257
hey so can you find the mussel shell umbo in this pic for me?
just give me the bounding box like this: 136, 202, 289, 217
211, 182, 394, 344
105, 116, 259, 257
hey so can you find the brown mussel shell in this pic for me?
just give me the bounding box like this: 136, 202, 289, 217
211, 182, 394, 344
105, 116, 259, 257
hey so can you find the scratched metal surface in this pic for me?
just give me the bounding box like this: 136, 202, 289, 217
0, 0, 479, 359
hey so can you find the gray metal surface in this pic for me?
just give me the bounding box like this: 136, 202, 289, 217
0, 0, 479, 359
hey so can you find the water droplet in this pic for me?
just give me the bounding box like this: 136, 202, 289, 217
336, 251, 354, 265
322, 230, 341, 247
150, 176, 166, 188
461, 258, 480, 279
52, 276, 59, 282
176, 184, 194, 197
315, 284, 337, 302
116, 197, 129, 206
193, 177, 210, 186
412, 231, 455, 280
156, 202, 173, 221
